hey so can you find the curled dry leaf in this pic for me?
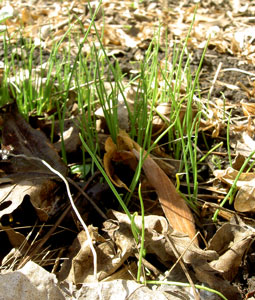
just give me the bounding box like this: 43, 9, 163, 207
103, 136, 131, 191
103, 129, 140, 191
236, 132, 255, 158
208, 221, 255, 281
241, 100, 255, 116
58, 226, 131, 284
214, 167, 255, 212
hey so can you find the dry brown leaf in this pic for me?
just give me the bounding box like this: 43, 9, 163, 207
104, 211, 240, 299
214, 167, 255, 212
103, 136, 131, 191
1, 103, 67, 176
105, 210, 216, 264
21, 7, 34, 25
107, 130, 197, 243
103, 129, 141, 191
132, 148, 198, 244
0, 103, 67, 222
241, 100, 255, 116
208, 221, 255, 281
1, 225, 29, 250
0, 178, 57, 222
194, 261, 241, 300
236, 132, 255, 158
58, 226, 131, 284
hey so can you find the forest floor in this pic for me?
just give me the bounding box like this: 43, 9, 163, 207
1, 1, 255, 299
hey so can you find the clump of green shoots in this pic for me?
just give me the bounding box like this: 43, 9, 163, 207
0, 2, 232, 298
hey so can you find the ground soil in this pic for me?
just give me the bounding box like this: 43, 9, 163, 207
1, 0, 255, 299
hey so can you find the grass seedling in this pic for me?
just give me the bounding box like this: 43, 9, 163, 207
176, 36, 208, 204
197, 141, 223, 164
137, 182, 146, 282
94, 48, 119, 142
0, 1, 241, 297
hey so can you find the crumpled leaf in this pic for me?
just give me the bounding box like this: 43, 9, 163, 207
0, 103, 67, 222
0, 103, 67, 176
59, 210, 217, 285
106, 210, 217, 263
104, 211, 241, 300
214, 167, 255, 212
58, 225, 131, 284
194, 260, 241, 300
60, 209, 240, 298
103, 136, 132, 191
208, 219, 255, 281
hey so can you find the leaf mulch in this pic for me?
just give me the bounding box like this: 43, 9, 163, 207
1, 0, 255, 299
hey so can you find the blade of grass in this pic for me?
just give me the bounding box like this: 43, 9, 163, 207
137, 182, 145, 282
212, 148, 255, 221
144, 281, 228, 300
79, 133, 141, 239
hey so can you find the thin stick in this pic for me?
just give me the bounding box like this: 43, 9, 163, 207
67, 177, 107, 220
208, 62, 222, 101
221, 68, 255, 77
10, 154, 98, 280
165, 233, 200, 300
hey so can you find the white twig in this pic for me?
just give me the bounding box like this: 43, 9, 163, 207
221, 68, 255, 77
7, 153, 98, 280
208, 62, 222, 100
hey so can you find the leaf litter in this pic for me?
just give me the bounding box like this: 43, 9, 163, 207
1, 0, 255, 299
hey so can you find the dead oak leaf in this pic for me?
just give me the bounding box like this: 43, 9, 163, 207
208, 221, 255, 281
0, 103, 67, 222
0, 103, 67, 176
214, 167, 255, 212
0, 178, 57, 222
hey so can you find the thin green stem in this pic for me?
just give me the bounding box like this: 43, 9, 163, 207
79, 134, 140, 239
144, 281, 228, 300
137, 182, 145, 282
197, 142, 223, 164
213, 148, 255, 221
